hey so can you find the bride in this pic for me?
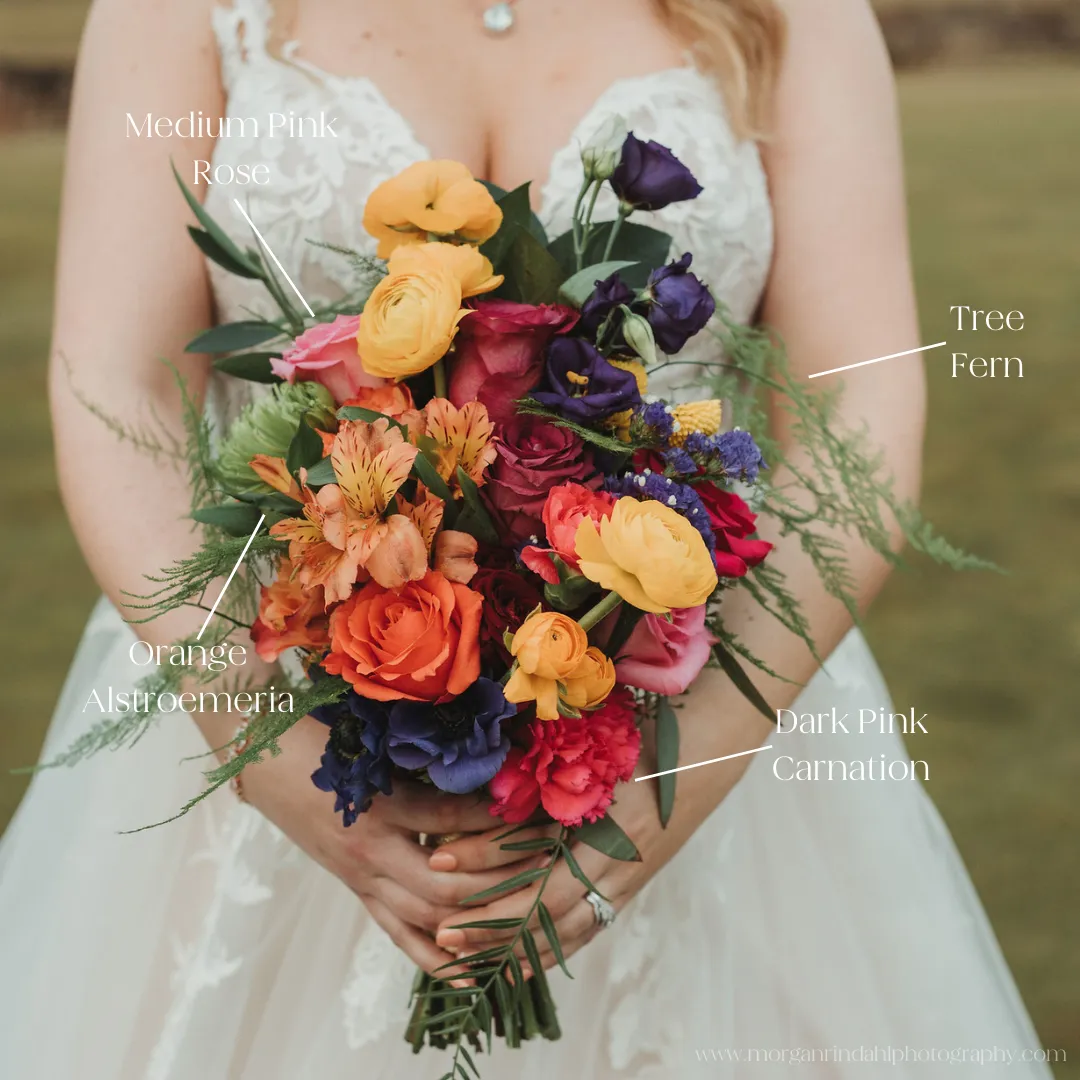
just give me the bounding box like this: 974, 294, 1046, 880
0, 0, 1052, 1076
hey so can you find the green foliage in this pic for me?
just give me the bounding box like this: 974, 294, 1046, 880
574, 815, 641, 861
558, 260, 637, 308
215, 380, 335, 494
514, 399, 634, 455
548, 220, 672, 283
653, 695, 679, 827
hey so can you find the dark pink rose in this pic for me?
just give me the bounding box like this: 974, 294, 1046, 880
483, 416, 600, 544
271, 315, 383, 405
448, 300, 578, 423
615, 605, 715, 696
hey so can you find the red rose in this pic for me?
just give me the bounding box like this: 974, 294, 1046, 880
471, 567, 544, 668
696, 482, 773, 577
448, 299, 578, 423
520, 483, 616, 585
483, 416, 600, 544
489, 688, 641, 828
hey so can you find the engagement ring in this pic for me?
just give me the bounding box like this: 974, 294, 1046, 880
585, 890, 617, 930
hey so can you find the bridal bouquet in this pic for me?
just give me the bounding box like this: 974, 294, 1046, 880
52, 120, 983, 1078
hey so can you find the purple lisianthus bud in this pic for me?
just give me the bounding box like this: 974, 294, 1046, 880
580, 271, 634, 339
384, 678, 514, 795
532, 336, 642, 423
645, 253, 716, 354
610, 133, 703, 211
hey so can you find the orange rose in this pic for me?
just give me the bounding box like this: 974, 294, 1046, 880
362, 160, 503, 258
250, 560, 329, 662
322, 570, 482, 702
504, 611, 614, 720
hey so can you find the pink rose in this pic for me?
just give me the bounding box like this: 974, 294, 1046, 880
521, 483, 616, 585
615, 605, 715, 696
448, 300, 578, 423
271, 315, 384, 405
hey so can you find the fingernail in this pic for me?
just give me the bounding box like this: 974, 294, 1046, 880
437, 928, 466, 949
429, 851, 457, 872
521, 964, 533, 981
449, 977, 474, 989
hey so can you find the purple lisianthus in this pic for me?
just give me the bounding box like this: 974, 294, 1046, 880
311, 695, 393, 826
610, 133, 703, 211
714, 429, 767, 483
645, 253, 716, 354
580, 271, 634, 339
605, 470, 715, 552
385, 678, 514, 795
533, 336, 642, 423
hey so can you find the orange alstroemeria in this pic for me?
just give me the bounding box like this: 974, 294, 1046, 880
267, 418, 429, 600
342, 383, 426, 442
423, 397, 497, 495
396, 484, 477, 584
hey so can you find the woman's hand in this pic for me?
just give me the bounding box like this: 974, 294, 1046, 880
240, 715, 547, 976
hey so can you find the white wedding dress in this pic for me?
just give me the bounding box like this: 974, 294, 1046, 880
0, 2, 1053, 1077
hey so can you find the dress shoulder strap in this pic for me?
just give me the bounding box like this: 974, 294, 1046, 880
211, 0, 277, 93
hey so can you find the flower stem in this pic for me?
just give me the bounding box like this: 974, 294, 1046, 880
433, 357, 448, 400
571, 178, 595, 273
601, 204, 631, 263
579, 590, 623, 633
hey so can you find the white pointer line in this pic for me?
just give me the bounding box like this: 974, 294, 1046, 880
232, 199, 316, 318
807, 341, 947, 380
197, 515, 266, 641
635, 744, 774, 782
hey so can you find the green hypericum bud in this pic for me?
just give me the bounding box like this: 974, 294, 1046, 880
581, 115, 628, 182
215, 380, 335, 494
620, 309, 658, 368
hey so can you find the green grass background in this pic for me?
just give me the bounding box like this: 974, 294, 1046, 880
0, 54, 1077, 1070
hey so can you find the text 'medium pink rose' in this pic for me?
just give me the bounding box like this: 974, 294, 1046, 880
521, 483, 616, 585
271, 315, 384, 405
448, 299, 578, 423
615, 604, 716, 696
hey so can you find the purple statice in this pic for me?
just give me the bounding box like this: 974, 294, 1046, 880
635, 400, 677, 441
714, 429, 767, 483
605, 470, 715, 552
383, 679, 514, 795
662, 446, 699, 476
311, 694, 393, 826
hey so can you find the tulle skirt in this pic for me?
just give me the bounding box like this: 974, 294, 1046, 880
0, 598, 1052, 1078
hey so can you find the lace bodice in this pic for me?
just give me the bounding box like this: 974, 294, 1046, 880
204, 0, 774, 411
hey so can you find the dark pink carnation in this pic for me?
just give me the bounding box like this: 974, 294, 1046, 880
489, 689, 641, 828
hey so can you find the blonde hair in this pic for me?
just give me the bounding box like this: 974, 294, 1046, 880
656, 0, 787, 138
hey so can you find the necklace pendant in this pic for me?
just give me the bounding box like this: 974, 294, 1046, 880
482, 2, 515, 35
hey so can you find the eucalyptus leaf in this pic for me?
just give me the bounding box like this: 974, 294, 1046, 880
655, 696, 680, 828
558, 260, 638, 308
187, 226, 263, 280
548, 220, 673, 280
303, 456, 336, 487
454, 467, 499, 544
502, 228, 564, 305
185, 321, 283, 355
574, 815, 641, 862
713, 641, 776, 723
538, 903, 572, 978
211, 352, 282, 383
173, 162, 261, 277
286, 420, 323, 474
191, 501, 263, 537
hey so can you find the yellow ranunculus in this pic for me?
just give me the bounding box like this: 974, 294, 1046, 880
562, 646, 616, 712
389, 242, 503, 299
363, 160, 503, 258
504, 611, 599, 720
574, 497, 718, 614
357, 263, 469, 381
